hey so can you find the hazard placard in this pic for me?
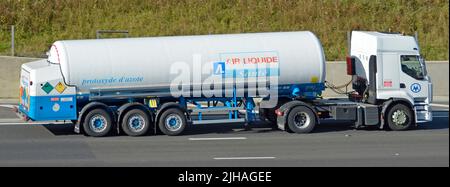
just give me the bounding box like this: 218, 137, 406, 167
41, 82, 54, 94
55, 82, 66, 94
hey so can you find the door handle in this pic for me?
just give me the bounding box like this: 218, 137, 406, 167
400, 83, 406, 88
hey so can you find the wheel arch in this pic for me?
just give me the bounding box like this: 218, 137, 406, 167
117, 102, 154, 134
277, 100, 319, 131
380, 98, 415, 129
155, 102, 187, 130
77, 102, 116, 134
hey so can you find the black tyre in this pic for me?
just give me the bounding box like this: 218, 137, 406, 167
266, 108, 277, 124
259, 108, 277, 129
386, 104, 414, 131
260, 98, 289, 126
286, 106, 316, 133
158, 108, 187, 136
260, 108, 277, 123
83, 108, 113, 137
121, 109, 151, 136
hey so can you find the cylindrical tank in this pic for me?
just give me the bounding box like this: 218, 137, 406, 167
47, 31, 326, 95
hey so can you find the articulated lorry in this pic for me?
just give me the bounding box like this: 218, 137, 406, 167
17, 31, 432, 137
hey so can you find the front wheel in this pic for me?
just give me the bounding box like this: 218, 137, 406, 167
158, 108, 187, 136
286, 106, 316, 133
386, 103, 414, 131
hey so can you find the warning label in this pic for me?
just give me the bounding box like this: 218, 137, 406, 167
41, 82, 54, 94
55, 82, 66, 93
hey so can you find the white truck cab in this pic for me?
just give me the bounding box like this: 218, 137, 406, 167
350, 31, 432, 125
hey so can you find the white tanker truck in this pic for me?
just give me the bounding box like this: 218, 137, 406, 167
17, 31, 433, 137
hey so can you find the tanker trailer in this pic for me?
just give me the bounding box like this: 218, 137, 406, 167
17, 31, 432, 137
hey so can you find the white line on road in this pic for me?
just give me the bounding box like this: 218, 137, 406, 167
189, 137, 247, 141
0, 118, 22, 122
214, 157, 276, 160
0, 122, 69, 126
3, 103, 449, 108
431, 103, 449, 108
0, 104, 15, 109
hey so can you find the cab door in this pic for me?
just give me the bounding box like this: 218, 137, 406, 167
374, 52, 404, 102
398, 54, 429, 100
378, 52, 400, 91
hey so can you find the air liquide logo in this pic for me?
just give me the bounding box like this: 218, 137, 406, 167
213, 62, 225, 75
410, 83, 421, 93
169, 52, 280, 108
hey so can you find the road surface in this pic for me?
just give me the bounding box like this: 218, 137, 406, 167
0, 103, 448, 167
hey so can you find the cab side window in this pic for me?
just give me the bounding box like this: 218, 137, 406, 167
400, 55, 424, 80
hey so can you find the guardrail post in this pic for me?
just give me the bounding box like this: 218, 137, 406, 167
11, 25, 15, 56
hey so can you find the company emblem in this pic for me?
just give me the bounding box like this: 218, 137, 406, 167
213, 62, 225, 75
52, 103, 60, 112
410, 83, 421, 93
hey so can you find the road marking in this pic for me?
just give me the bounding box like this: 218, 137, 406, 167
3, 103, 448, 108
0, 104, 15, 109
189, 137, 247, 141
431, 103, 449, 108
0, 118, 22, 122
0, 122, 69, 126
214, 157, 276, 160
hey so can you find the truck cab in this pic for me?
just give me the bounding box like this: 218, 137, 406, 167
350, 31, 432, 125
272, 31, 433, 133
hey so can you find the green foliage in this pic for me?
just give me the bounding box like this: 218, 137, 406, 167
0, 0, 448, 60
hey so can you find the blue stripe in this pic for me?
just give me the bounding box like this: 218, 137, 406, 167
19, 95, 77, 121
225, 68, 280, 78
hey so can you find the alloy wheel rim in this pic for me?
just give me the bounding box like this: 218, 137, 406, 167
90, 114, 107, 132
392, 110, 408, 126
293, 112, 310, 128
128, 114, 145, 132
165, 114, 182, 131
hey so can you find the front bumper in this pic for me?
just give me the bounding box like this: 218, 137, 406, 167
415, 105, 432, 123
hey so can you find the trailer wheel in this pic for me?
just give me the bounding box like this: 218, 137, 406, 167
158, 108, 187, 136
121, 109, 150, 136
286, 106, 316, 133
83, 108, 113, 137
386, 103, 414, 131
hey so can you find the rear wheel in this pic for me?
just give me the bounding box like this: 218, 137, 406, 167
158, 108, 187, 136
286, 106, 316, 133
83, 108, 113, 137
386, 103, 414, 131
121, 109, 151, 136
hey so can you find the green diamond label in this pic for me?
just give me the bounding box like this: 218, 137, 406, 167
41, 82, 54, 94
